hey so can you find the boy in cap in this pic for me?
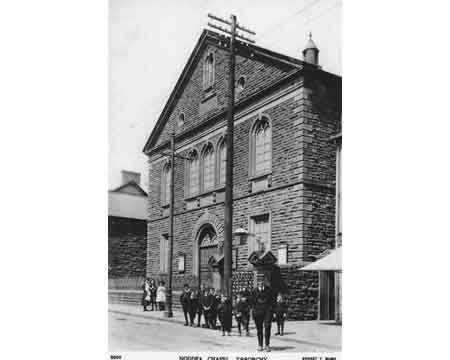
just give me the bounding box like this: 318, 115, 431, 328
217, 294, 233, 336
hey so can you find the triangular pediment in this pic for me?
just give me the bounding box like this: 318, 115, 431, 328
143, 30, 305, 154
109, 181, 147, 196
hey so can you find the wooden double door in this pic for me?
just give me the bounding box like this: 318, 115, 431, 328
199, 245, 223, 290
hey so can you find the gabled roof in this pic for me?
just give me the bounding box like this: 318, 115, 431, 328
142, 29, 319, 154
109, 180, 147, 196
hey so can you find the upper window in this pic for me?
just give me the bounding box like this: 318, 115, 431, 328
203, 52, 215, 90
187, 150, 199, 197
201, 144, 215, 192
249, 214, 271, 254
217, 139, 226, 186
161, 162, 171, 206
250, 117, 272, 176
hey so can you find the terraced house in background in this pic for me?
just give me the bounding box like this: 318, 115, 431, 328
142, 29, 341, 320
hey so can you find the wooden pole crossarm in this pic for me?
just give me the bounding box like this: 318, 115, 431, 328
207, 23, 233, 36
235, 32, 255, 44
236, 23, 256, 35
208, 23, 255, 44
207, 13, 231, 25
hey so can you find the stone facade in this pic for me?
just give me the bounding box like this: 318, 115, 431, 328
143, 30, 341, 319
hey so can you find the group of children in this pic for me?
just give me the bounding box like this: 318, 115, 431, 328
178, 283, 289, 339
141, 278, 167, 312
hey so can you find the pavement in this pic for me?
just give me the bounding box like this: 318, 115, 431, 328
109, 303, 341, 352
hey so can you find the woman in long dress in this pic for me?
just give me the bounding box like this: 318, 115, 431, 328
141, 278, 151, 312
156, 280, 166, 311
149, 279, 157, 311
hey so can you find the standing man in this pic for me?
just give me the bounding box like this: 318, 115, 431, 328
180, 283, 191, 326
251, 281, 274, 352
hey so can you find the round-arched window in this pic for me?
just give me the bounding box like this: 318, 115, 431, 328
237, 76, 246, 91
178, 113, 185, 128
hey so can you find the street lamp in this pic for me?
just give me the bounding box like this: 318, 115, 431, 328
162, 129, 193, 318
234, 227, 248, 245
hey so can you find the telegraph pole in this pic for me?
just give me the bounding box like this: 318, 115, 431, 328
207, 14, 255, 297
165, 131, 176, 317
163, 130, 192, 318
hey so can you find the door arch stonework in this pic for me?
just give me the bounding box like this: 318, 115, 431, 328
191, 212, 223, 277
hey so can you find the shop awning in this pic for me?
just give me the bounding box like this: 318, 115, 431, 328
301, 247, 342, 271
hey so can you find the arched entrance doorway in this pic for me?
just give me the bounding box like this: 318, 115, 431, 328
197, 224, 223, 290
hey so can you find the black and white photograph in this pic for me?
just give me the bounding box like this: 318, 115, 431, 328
5, 1, 450, 360
109, 0, 341, 356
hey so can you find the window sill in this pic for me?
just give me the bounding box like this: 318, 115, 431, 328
248, 172, 272, 181
184, 186, 225, 201
201, 90, 216, 103
248, 172, 272, 193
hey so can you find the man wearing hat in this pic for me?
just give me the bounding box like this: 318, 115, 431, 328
251, 280, 274, 352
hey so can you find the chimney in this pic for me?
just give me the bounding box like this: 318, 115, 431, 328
121, 170, 141, 185
302, 32, 319, 66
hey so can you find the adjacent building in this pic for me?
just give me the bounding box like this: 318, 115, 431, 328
142, 30, 341, 319
108, 170, 148, 292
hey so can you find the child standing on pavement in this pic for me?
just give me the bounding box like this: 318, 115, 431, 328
156, 280, 166, 311
180, 283, 191, 326
188, 289, 199, 326
212, 289, 221, 329
274, 293, 288, 336
149, 279, 157, 311
217, 294, 233, 336
234, 292, 250, 336
141, 278, 151, 312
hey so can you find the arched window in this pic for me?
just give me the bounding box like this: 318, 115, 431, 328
203, 52, 215, 89
217, 139, 226, 186
201, 144, 215, 192
187, 150, 199, 197
161, 162, 171, 205
237, 76, 246, 91
177, 113, 185, 129
251, 117, 272, 175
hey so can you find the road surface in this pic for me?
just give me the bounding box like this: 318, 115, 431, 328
109, 311, 340, 353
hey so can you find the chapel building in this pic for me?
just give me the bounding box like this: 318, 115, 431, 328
143, 30, 341, 320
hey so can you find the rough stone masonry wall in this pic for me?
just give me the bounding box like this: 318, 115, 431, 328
300, 74, 341, 261
280, 265, 319, 320
108, 217, 147, 286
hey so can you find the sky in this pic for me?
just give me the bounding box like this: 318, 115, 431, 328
109, 0, 341, 191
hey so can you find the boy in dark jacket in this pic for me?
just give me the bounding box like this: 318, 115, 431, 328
198, 284, 207, 327
203, 288, 215, 329
274, 294, 288, 336
234, 292, 250, 336
212, 289, 221, 330
217, 294, 233, 336
188, 289, 199, 326
179, 283, 191, 326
